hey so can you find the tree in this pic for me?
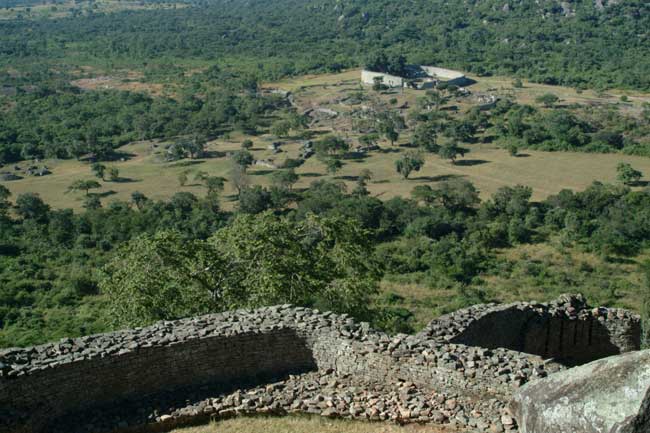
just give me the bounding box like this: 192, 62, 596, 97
420, 90, 448, 112
210, 212, 382, 314
314, 135, 349, 158
271, 169, 299, 190
435, 179, 480, 212
242, 139, 254, 150
238, 185, 272, 214
395, 151, 424, 179
230, 163, 250, 196
15, 193, 50, 221
188, 134, 207, 159
325, 158, 343, 174
91, 163, 106, 180
438, 143, 466, 164
359, 133, 380, 149
270, 119, 292, 138
131, 191, 148, 210
513, 78, 523, 88
231, 150, 254, 171
167, 141, 188, 161
617, 163, 643, 186
384, 125, 399, 146
0, 185, 11, 218
353, 169, 373, 197
505, 140, 519, 156
100, 231, 228, 327
372, 76, 386, 91
100, 214, 382, 328
204, 176, 225, 196
377, 111, 404, 146
413, 121, 439, 152
67, 179, 101, 196
178, 170, 189, 187
108, 166, 119, 182
83, 194, 102, 210
536, 93, 559, 108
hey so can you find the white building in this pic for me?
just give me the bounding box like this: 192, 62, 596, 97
361, 65, 467, 89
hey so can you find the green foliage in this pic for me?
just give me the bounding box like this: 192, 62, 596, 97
231, 150, 254, 169
91, 163, 106, 180
395, 151, 424, 179
365, 51, 407, 76
100, 212, 382, 328
314, 135, 349, 157
100, 231, 226, 328
412, 121, 439, 152
536, 93, 559, 107
271, 169, 299, 189
67, 179, 101, 196
641, 260, 650, 349
616, 162, 643, 186
237, 185, 272, 214
211, 212, 382, 315
438, 143, 466, 164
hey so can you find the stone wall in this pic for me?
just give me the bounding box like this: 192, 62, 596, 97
360, 70, 404, 87
420, 294, 640, 366
0, 295, 641, 433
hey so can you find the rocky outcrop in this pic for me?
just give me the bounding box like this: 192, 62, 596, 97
511, 349, 650, 433
0, 295, 640, 433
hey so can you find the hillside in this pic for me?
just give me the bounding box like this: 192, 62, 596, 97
1, 0, 649, 89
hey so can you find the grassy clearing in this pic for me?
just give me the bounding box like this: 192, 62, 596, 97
6, 138, 650, 210
377, 240, 648, 332
4, 69, 650, 210
169, 416, 458, 433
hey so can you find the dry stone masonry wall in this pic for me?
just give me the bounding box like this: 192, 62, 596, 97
0, 295, 640, 433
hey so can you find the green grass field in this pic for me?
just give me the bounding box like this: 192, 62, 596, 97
5, 135, 650, 211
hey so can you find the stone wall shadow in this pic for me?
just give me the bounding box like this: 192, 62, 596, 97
449, 308, 634, 366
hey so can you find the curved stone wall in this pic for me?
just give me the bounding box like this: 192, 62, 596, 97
420, 294, 640, 365
0, 295, 640, 433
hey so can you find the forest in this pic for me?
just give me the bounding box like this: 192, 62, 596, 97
1, 175, 650, 347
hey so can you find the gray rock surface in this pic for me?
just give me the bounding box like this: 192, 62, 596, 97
511, 349, 650, 433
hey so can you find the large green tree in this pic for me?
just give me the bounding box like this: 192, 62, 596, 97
101, 213, 382, 327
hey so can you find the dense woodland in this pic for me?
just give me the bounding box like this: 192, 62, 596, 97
2, 0, 650, 347
2, 177, 650, 346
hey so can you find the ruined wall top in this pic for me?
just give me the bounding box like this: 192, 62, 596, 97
0, 294, 639, 381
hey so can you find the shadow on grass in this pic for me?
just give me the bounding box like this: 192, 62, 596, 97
92, 190, 117, 198
334, 175, 360, 181
377, 148, 402, 154
300, 172, 323, 178
249, 170, 275, 176
110, 177, 139, 183
412, 174, 466, 182
454, 159, 489, 166
203, 151, 226, 159
343, 152, 369, 161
